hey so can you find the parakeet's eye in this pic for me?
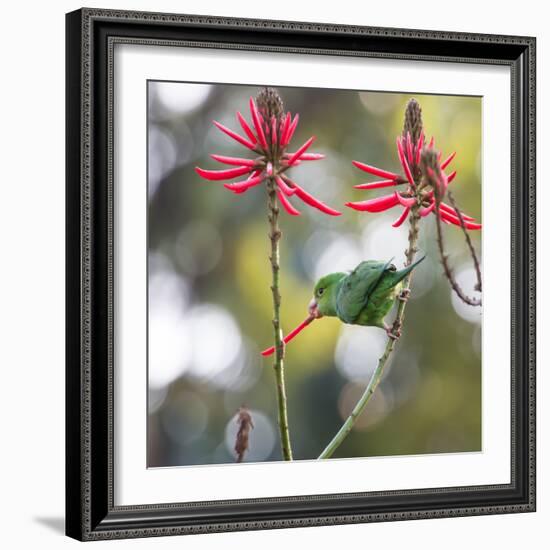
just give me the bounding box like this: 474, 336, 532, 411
389, 264, 397, 272
317, 288, 325, 297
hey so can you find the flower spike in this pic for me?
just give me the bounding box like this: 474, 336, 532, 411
348, 118, 480, 232
196, 87, 340, 216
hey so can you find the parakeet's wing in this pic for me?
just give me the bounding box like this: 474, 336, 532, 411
335, 261, 388, 324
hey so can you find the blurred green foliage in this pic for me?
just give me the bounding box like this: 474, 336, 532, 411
147, 82, 482, 467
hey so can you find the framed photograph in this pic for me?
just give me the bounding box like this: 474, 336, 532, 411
66, 8, 536, 541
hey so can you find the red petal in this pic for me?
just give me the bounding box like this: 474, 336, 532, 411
438, 208, 481, 229
283, 177, 341, 216
428, 136, 435, 148
354, 179, 397, 190
392, 207, 410, 227
406, 133, 414, 164
287, 153, 325, 161
352, 161, 399, 180
280, 112, 292, 146
195, 165, 252, 181
447, 170, 457, 184
345, 192, 400, 213
271, 116, 278, 144
277, 190, 301, 216
224, 174, 264, 193
396, 137, 415, 186
287, 136, 315, 165
261, 316, 315, 356
439, 201, 475, 221
441, 151, 456, 170
249, 97, 268, 150
283, 114, 299, 147
236, 112, 258, 145
420, 201, 436, 217
211, 154, 256, 167
396, 193, 416, 207
212, 120, 255, 150
415, 132, 424, 165
276, 176, 295, 196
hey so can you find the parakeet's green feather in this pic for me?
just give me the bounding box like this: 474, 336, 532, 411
311, 256, 425, 331
335, 260, 391, 324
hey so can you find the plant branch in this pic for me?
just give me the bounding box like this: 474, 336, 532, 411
267, 176, 293, 461
447, 190, 482, 293
318, 204, 421, 459
434, 191, 481, 307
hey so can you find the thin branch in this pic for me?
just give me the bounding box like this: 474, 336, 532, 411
267, 176, 293, 461
318, 204, 421, 459
446, 190, 482, 293
434, 192, 481, 307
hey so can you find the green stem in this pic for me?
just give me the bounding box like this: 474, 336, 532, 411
318, 204, 421, 459
267, 176, 293, 461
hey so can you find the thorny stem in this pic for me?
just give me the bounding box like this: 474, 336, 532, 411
447, 190, 483, 294
434, 190, 482, 307
267, 176, 293, 461
318, 98, 425, 459
318, 204, 421, 459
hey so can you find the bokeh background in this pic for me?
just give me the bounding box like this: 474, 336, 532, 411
147, 82, 482, 467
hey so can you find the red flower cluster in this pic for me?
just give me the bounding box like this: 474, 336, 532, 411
195, 97, 341, 217
346, 133, 481, 230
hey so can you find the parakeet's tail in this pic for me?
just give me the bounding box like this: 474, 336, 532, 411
392, 254, 426, 284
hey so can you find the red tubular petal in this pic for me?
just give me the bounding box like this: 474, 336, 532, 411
439, 202, 475, 221
195, 165, 252, 181
396, 137, 415, 186
438, 208, 481, 229
415, 132, 424, 165
284, 114, 300, 147
406, 133, 414, 164
210, 154, 256, 167
354, 179, 397, 190
345, 192, 400, 213
261, 316, 315, 356
224, 175, 265, 193
280, 112, 291, 146
441, 151, 456, 170
420, 201, 436, 217
283, 177, 341, 216
287, 136, 315, 165
276, 176, 295, 196
396, 193, 416, 207
352, 160, 399, 180
428, 136, 435, 148
249, 97, 268, 150
447, 170, 457, 184
271, 116, 278, 144
288, 153, 325, 161
212, 120, 255, 150
392, 207, 410, 227
236, 112, 258, 145
277, 190, 301, 216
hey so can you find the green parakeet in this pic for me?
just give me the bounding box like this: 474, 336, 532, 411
308, 256, 425, 338
262, 256, 425, 357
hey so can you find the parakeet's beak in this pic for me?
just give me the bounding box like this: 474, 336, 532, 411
308, 298, 323, 319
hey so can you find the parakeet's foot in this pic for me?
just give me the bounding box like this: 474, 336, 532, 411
384, 323, 400, 340
398, 288, 411, 302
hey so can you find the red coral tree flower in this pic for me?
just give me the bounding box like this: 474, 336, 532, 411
345, 107, 481, 230
195, 88, 341, 217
